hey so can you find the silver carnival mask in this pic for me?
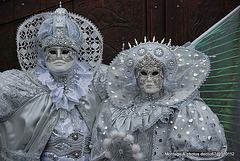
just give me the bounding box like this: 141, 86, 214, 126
136, 54, 163, 94
46, 46, 76, 72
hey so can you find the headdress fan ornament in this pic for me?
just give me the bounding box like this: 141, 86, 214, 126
107, 37, 210, 109
16, 6, 103, 74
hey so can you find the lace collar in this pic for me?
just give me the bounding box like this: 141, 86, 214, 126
37, 60, 93, 111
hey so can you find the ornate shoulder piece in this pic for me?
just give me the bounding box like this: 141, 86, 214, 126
16, 6, 103, 75
0, 70, 41, 120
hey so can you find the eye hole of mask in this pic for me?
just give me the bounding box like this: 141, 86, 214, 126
152, 71, 159, 76
62, 50, 69, 54
49, 50, 56, 55
140, 71, 147, 75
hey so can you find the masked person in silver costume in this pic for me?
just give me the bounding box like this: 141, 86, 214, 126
90, 39, 227, 161
0, 6, 107, 161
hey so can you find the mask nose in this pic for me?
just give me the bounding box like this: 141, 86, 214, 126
56, 48, 62, 58
146, 74, 153, 82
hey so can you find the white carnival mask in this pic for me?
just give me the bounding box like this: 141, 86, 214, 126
46, 46, 75, 72
136, 54, 164, 94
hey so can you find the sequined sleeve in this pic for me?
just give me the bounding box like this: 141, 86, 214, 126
0, 69, 41, 121
167, 97, 227, 160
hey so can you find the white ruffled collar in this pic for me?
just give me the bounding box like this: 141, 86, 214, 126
110, 91, 174, 133
37, 61, 93, 111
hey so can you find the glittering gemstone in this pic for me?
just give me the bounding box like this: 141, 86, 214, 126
186, 131, 190, 135
202, 106, 206, 110
174, 126, 178, 130
112, 67, 116, 70
104, 126, 108, 129
155, 48, 164, 57
178, 115, 182, 118
108, 82, 112, 85
208, 136, 212, 140
199, 117, 203, 121
74, 152, 80, 158
201, 127, 205, 130
170, 121, 173, 124
126, 58, 134, 67
119, 149, 124, 154
138, 48, 146, 56
193, 73, 198, 77
194, 53, 199, 57
182, 119, 185, 122
114, 95, 118, 98
72, 134, 78, 140
189, 119, 193, 122
219, 130, 221, 133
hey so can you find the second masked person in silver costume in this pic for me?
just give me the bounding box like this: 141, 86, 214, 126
90, 40, 227, 161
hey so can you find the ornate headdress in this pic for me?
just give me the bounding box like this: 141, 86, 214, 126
107, 38, 210, 109
135, 53, 164, 71
17, 6, 103, 74
39, 8, 83, 52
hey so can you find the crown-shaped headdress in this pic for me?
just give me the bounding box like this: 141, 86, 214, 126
40, 8, 82, 52
135, 53, 164, 71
